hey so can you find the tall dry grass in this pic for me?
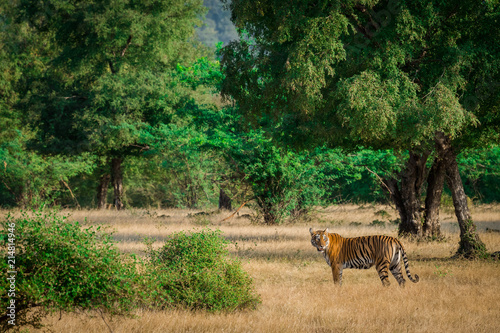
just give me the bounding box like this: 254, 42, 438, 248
17, 204, 500, 332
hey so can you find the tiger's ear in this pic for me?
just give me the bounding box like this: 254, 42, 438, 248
324, 228, 329, 234
309, 227, 314, 235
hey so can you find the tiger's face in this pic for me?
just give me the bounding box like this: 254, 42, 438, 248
309, 228, 330, 253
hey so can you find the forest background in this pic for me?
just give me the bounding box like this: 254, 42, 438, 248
1, 0, 499, 229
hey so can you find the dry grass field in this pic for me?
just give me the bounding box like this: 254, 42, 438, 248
25, 204, 500, 332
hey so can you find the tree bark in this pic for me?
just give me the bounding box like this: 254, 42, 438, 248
111, 157, 125, 210
382, 177, 407, 225
218, 188, 232, 210
383, 151, 429, 237
399, 151, 429, 237
97, 173, 111, 209
435, 132, 486, 258
423, 156, 445, 239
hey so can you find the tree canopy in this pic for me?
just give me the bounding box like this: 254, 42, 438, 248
220, 0, 499, 151
5, 0, 209, 208
16, 0, 206, 154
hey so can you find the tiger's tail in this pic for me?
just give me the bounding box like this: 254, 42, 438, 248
399, 242, 420, 283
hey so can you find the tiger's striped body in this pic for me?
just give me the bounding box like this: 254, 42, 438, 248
309, 228, 419, 287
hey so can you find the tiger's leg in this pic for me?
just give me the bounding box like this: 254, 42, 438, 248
331, 263, 342, 285
376, 260, 391, 287
390, 256, 406, 287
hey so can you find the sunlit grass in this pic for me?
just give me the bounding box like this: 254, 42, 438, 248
13, 204, 500, 332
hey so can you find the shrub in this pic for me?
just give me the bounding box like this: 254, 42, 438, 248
146, 228, 260, 312
0, 211, 139, 331
369, 219, 386, 227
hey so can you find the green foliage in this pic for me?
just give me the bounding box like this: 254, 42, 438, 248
145, 228, 260, 311
370, 219, 386, 227
458, 146, 500, 203
0, 133, 95, 208
3, 0, 211, 209
208, 113, 334, 223
325, 149, 403, 203
12, 0, 206, 154
375, 210, 390, 219
2, 0, 500, 213
0, 211, 140, 331
175, 57, 225, 91
221, 0, 499, 151
140, 124, 223, 208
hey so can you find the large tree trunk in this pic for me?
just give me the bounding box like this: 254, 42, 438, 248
384, 151, 429, 238
435, 132, 486, 258
111, 157, 125, 210
97, 173, 111, 209
218, 188, 232, 210
423, 156, 445, 239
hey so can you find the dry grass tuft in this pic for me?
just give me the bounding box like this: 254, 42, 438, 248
16, 204, 500, 332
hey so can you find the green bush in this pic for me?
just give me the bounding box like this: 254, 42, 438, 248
146, 228, 260, 312
0, 211, 139, 331
0, 134, 96, 209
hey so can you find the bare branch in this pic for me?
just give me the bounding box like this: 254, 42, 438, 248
60, 178, 81, 209
121, 35, 133, 57
364, 166, 393, 195
221, 197, 255, 222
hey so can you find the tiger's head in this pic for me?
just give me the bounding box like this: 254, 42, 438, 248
309, 228, 330, 253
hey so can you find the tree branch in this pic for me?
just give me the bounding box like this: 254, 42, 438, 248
60, 178, 81, 209
221, 197, 255, 222
121, 35, 133, 57
364, 166, 393, 195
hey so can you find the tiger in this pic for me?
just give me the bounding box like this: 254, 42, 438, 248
309, 228, 419, 287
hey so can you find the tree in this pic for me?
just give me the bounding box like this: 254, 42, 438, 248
1, 1, 97, 208
13, 0, 207, 209
165, 55, 337, 223
220, 0, 499, 256
204, 105, 344, 223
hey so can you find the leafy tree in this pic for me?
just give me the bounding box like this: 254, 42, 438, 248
334, 149, 403, 204
458, 146, 500, 203
220, 0, 499, 256
0, 133, 95, 208
11, 0, 207, 209
141, 123, 223, 209
199, 105, 338, 223
1, 6, 96, 208
130, 56, 231, 209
